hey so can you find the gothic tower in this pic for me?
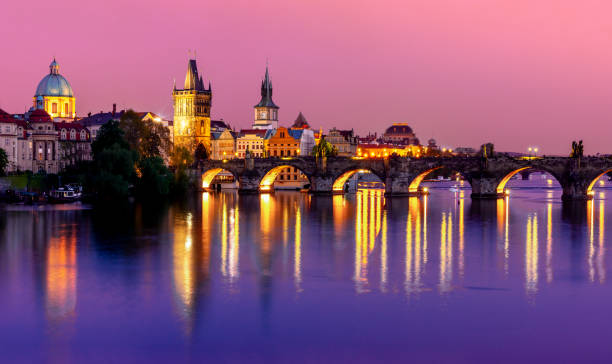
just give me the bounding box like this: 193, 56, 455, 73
252, 65, 279, 129
173, 59, 212, 153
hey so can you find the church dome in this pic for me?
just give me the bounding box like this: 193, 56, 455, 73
34, 59, 74, 97
384, 123, 413, 135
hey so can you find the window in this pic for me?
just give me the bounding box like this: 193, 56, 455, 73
61, 129, 67, 139
80, 130, 86, 139
70, 129, 76, 140
52, 103, 58, 113
64, 103, 69, 114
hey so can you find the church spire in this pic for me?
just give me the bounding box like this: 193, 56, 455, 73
184, 59, 201, 90
255, 64, 278, 108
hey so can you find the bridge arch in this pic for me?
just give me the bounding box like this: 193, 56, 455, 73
587, 169, 612, 196
407, 166, 472, 195
259, 164, 311, 192
495, 166, 563, 195
332, 168, 385, 193
201, 168, 239, 190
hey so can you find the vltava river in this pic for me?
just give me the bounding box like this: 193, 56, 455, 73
1, 178, 611, 363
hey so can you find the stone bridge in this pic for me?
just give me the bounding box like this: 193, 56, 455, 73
196, 155, 612, 200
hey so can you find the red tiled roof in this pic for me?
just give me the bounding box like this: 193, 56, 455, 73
29, 109, 53, 123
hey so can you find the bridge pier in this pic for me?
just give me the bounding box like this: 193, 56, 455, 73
561, 183, 593, 201
384, 176, 411, 196
237, 175, 263, 194
309, 176, 334, 195
470, 177, 502, 199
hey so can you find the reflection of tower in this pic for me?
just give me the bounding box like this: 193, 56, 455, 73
46, 231, 77, 322
252, 65, 279, 130
173, 58, 212, 153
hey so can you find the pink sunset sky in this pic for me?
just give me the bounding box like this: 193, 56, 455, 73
2, 0, 612, 155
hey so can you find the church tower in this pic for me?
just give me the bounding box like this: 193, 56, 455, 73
173, 58, 212, 153
253, 65, 279, 129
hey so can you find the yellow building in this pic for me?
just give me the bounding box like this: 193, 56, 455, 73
236, 129, 267, 158
33, 59, 76, 120
357, 143, 423, 158
211, 129, 236, 160
173, 59, 212, 153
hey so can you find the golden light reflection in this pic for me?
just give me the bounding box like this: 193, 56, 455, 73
598, 199, 605, 283
294, 205, 302, 291
173, 195, 212, 334
380, 210, 388, 292
588, 200, 595, 282
405, 197, 425, 295
525, 214, 539, 294
439, 212, 453, 293
497, 197, 510, 275
354, 189, 384, 293
46, 230, 77, 321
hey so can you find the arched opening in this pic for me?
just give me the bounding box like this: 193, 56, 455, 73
409, 167, 470, 196
587, 169, 612, 198
201, 168, 238, 191
259, 165, 310, 192
332, 169, 384, 194
497, 167, 562, 197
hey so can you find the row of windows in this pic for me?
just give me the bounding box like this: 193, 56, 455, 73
50, 102, 72, 115
237, 144, 262, 150
270, 150, 299, 157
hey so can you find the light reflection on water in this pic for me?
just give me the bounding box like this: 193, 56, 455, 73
1, 180, 612, 362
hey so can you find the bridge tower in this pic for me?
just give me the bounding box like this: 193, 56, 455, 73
173, 58, 212, 154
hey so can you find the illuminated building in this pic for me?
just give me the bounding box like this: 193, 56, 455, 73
236, 129, 266, 158
33, 58, 76, 120
211, 129, 236, 160
173, 58, 212, 154
327, 128, 358, 156
357, 143, 423, 158
264, 127, 308, 189
253, 65, 279, 130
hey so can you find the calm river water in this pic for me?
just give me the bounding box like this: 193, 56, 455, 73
1, 176, 612, 363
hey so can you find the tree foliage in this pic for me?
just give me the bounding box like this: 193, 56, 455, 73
312, 136, 338, 158
0, 148, 8, 176
119, 110, 170, 160
88, 113, 178, 200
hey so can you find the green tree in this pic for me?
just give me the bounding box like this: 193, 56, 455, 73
89, 121, 137, 199
0, 148, 8, 176
119, 110, 170, 159
312, 136, 338, 158
135, 156, 172, 196
170, 146, 194, 194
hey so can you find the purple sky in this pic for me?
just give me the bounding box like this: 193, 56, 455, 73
2, 0, 612, 154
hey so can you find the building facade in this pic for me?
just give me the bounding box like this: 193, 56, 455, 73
236, 129, 266, 158
211, 129, 236, 160
173, 59, 212, 153
264, 127, 308, 189
327, 128, 358, 156
33, 59, 76, 120
253, 66, 279, 130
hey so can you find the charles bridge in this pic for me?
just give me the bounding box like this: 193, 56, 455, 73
196, 154, 612, 200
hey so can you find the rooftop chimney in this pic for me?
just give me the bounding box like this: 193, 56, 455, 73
112, 103, 116, 117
